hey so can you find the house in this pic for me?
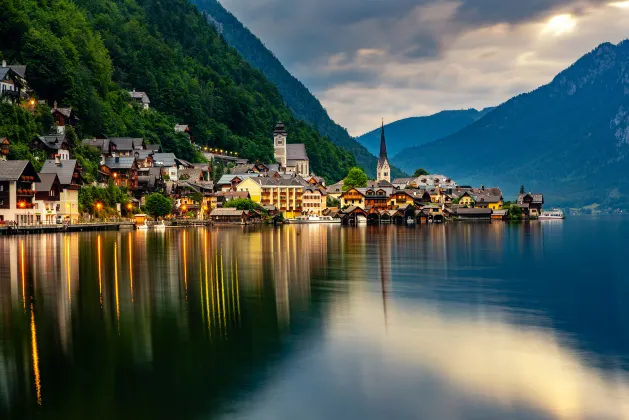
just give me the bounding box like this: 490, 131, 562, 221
40, 158, 83, 222
455, 191, 476, 207
110, 137, 145, 156
273, 122, 310, 177
101, 157, 139, 189
33, 135, 71, 160
413, 174, 457, 189
133, 150, 154, 168
391, 177, 416, 189
174, 124, 194, 143
327, 181, 344, 200
146, 144, 161, 153
361, 187, 394, 210
51, 103, 78, 134
237, 177, 305, 219
129, 89, 150, 110
456, 207, 492, 221
209, 208, 250, 224
0, 138, 10, 161
517, 193, 544, 218
214, 191, 249, 207
0, 62, 26, 104
82, 138, 113, 164
137, 167, 165, 196
216, 173, 259, 192
302, 186, 327, 215
232, 162, 269, 174
34, 173, 61, 224
389, 189, 425, 208
0, 160, 41, 224
152, 153, 179, 181
473, 188, 504, 210
340, 188, 366, 209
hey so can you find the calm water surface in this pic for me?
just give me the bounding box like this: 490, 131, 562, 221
1, 218, 629, 419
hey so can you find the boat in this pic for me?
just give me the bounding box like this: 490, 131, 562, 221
290, 215, 341, 224
155, 221, 166, 230
136, 223, 149, 230
539, 209, 565, 220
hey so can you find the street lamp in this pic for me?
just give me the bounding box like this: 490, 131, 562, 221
96, 202, 103, 211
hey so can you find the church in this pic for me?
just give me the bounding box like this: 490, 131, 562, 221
273, 122, 310, 177
377, 120, 391, 183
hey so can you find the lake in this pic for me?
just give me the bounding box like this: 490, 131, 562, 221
1, 218, 629, 419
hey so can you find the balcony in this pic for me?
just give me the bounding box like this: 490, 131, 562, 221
1, 89, 20, 98
17, 189, 35, 197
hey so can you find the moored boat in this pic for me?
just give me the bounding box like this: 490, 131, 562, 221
290, 215, 341, 224
539, 209, 565, 220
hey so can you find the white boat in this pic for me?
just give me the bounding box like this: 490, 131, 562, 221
290, 215, 341, 224
539, 209, 565, 220
356, 215, 367, 225
155, 221, 166, 230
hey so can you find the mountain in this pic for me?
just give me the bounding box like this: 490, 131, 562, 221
0, 0, 355, 182
356, 108, 493, 158
393, 41, 629, 210
191, 0, 405, 178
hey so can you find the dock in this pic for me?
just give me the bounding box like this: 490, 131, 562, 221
0, 222, 136, 236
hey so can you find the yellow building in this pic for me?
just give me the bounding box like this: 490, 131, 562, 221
302, 186, 327, 215
237, 177, 304, 219
473, 188, 504, 210
458, 192, 475, 207
340, 188, 365, 209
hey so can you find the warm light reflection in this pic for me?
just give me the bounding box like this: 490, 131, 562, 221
114, 241, 120, 331
20, 240, 25, 310
183, 230, 188, 300
128, 233, 134, 302
30, 303, 42, 406
97, 235, 103, 305
66, 237, 71, 303
609, 1, 629, 8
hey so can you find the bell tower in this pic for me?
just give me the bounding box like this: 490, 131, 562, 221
376, 119, 391, 183
273, 121, 287, 167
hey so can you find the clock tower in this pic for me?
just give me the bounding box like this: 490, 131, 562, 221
274, 121, 287, 167
377, 119, 391, 183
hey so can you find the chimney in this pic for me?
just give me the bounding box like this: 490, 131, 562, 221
55, 155, 61, 166
53, 100, 57, 109
457, 186, 461, 192
482, 185, 485, 191
1, 60, 6, 68
133, 88, 136, 93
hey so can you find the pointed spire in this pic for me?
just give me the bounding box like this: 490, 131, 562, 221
379, 118, 388, 163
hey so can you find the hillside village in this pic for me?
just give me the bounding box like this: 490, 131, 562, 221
0, 61, 545, 227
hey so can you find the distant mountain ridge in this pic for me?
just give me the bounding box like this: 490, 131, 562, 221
192, 0, 405, 178
356, 108, 493, 158
393, 40, 629, 210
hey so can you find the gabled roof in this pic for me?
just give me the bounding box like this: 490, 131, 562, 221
51, 107, 73, 118
134, 150, 153, 160
0, 160, 39, 182
35, 173, 59, 192
286, 143, 308, 161
110, 137, 144, 151
517, 193, 544, 204
174, 124, 190, 132
36, 135, 68, 150
0, 67, 22, 84
217, 173, 258, 185
273, 121, 287, 135
152, 153, 177, 167
40, 159, 79, 185
0, 64, 26, 78
103, 157, 137, 170
211, 208, 248, 216
82, 138, 111, 153
129, 90, 150, 104
145, 144, 161, 152
214, 191, 249, 199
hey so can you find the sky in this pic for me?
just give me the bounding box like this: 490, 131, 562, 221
219, 0, 629, 136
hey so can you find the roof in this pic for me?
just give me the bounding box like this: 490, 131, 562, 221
286, 143, 308, 161
252, 177, 306, 187
174, 124, 189, 132
366, 180, 394, 189
36, 135, 68, 150
517, 193, 544, 204
129, 90, 150, 104
134, 150, 153, 160
40, 160, 79, 185
82, 138, 111, 153
210, 208, 248, 216
35, 173, 59, 192
217, 173, 257, 185
110, 137, 144, 151
146, 144, 161, 152
215, 191, 249, 199
103, 157, 136, 170
273, 121, 287, 135
0, 64, 26, 78
51, 107, 73, 118
378, 121, 388, 167
392, 177, 415, 184
152, 153, 177, 167
0, 67, 22, 83
456, 208, 493, 215
0, 160, 36, 181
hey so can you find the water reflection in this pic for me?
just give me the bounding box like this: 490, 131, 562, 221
0, 220, 628, 419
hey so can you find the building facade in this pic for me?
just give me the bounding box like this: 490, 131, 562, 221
0, 160, 41, 224
376, 120, 391, 183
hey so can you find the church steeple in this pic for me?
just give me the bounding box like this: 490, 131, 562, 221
376, 118, 391, 183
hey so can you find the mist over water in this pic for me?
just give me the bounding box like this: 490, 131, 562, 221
1, 219, 628, 419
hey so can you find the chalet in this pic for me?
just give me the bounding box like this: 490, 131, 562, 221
517, 193, 544, 218
214, 191, 250, 207
34, 173, 61, 224
146, 144, 161, 153
134, 150, 154, 168
340, 188, 365, 209
361, 187, 394, 210
174, 124, 194, 143
391, 177, 416, 189
414, 175, 457, 189
327, 181, 344, 200
110, 137, 145, 157
40, 158, 83, 223
232, 162, 269, 174
0, 62, 25, 104
51, 103, 78, 134
0, 160, 41, 225
82, 138, 113, 164
473, 188, 504, 210
0, 138, 10, 161
302, 185, 327, 215
153, 153, 179, 181
137, 167, 165, 196
101, 157, 139, 189
33, 135, 71, 160
455, 191, 476, 207
129, 89, 150, 110
389, 189, 429, 208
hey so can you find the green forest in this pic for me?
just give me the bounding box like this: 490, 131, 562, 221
0, 0, 356, 182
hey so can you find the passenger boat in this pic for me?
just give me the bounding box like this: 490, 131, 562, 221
290, 215, 341, 224
539, 209, 565, 220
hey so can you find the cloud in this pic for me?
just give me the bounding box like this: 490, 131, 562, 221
219, 0, 629, 135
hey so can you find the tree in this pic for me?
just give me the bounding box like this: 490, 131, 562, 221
144, 193, 173, 218
413, 168, 429, 177
224, 198, 262, 211
342, 167, 368, 191
520, 185, 526, 194
326, 196, 340, 208
509, 205, 523, 220
189, 191, 204, 204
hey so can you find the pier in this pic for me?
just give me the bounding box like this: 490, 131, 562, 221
0, 222, 135, 236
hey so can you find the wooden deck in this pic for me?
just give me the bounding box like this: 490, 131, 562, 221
0, 222, 135, 236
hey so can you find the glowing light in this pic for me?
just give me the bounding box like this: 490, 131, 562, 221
114, 241, 120, 332
609, 1, 629, 8
113, 172, 118, 179
96, 202, 103, 211
543, 14, 576, 36
19, 201, 26, 209
128, 233, 133, 302
183, 230, 188, 300
97, 235, 102, 305
21, 240, 25, 310
127, 203, 133, 210
30, 303, 42, 406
